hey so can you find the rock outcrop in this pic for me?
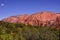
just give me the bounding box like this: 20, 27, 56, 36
2, 12, 60, 29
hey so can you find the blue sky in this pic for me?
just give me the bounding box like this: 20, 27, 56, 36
0, 0, 60, 20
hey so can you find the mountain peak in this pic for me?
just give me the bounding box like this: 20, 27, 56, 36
40, 11, 56, 14
2, 11, 60, 29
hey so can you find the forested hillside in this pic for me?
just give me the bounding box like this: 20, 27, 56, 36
0, 21, 60, 40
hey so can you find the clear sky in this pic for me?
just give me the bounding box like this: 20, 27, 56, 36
0, 0, 60, 20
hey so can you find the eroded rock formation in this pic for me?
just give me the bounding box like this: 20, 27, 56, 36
2, 12, 60, 29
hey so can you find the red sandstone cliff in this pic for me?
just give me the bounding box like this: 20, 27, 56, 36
2, 12, 60, 29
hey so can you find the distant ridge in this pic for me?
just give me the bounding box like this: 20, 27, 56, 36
2, 11, 60, 29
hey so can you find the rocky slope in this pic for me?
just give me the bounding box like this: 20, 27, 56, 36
2, 12, 60, 29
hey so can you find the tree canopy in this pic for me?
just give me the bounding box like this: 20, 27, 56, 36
0, 21, 60, 40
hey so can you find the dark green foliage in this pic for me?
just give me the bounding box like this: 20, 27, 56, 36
0, 21, 60, 40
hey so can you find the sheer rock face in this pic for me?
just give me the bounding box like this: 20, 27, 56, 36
2, 12, 60, 29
